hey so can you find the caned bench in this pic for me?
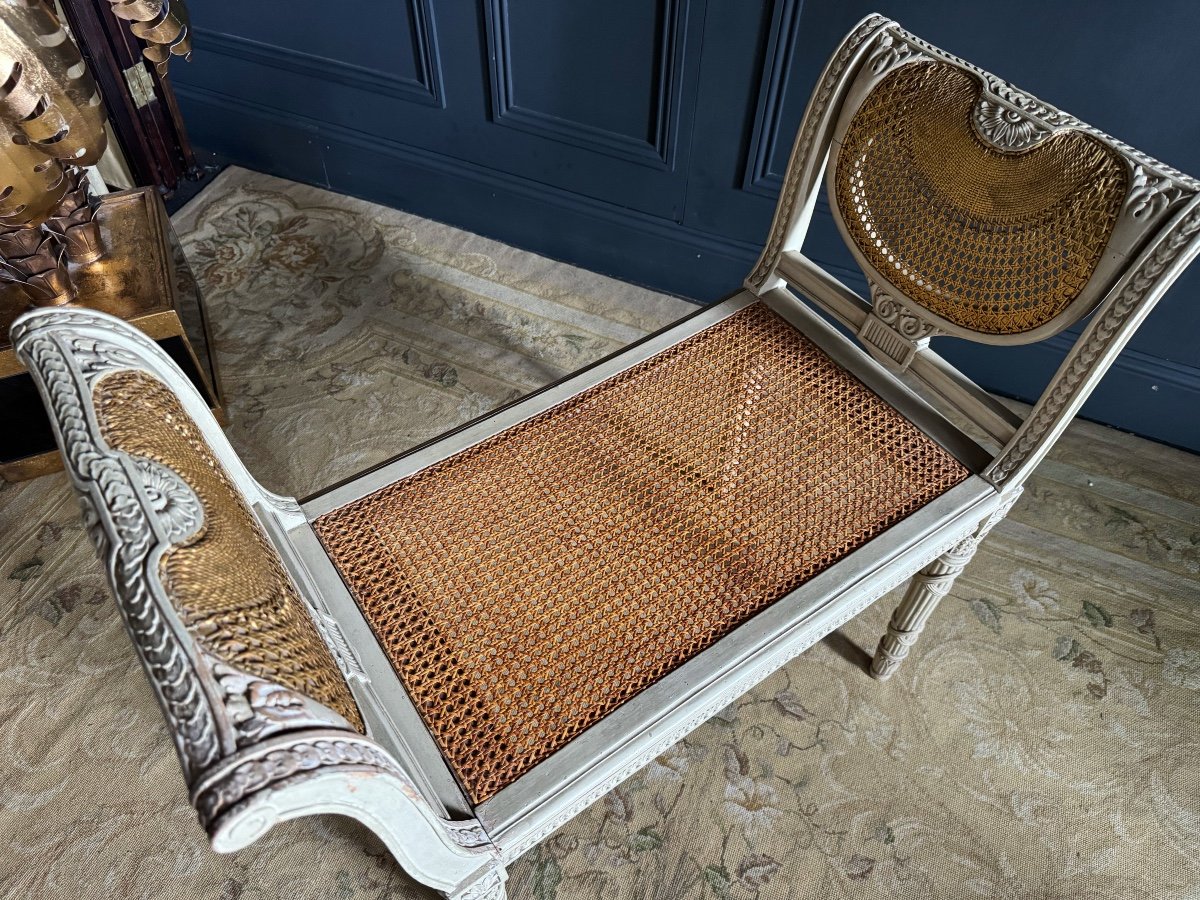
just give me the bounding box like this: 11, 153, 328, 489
14, 15, 1199, 898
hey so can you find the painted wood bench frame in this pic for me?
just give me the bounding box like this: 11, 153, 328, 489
13, 15, 1199, 899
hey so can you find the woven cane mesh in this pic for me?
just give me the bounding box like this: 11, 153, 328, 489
314, 303, 969, 802
93, 370, 364, 731
834, 61, 1129, 335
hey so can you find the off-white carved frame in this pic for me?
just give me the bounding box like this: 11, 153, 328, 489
13, 14, 1199, 899
11, 310, 506, 900
747, 15, 1200, 484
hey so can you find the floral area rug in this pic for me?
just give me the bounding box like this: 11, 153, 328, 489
1, 167, 1197, 900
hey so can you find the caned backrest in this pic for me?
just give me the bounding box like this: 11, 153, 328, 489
10, 308, 374, 827
832, 59, 1132, 340
748, 15, 1200, 488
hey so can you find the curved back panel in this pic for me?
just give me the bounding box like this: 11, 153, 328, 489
11, 308, 364, 787
821, 24, 1198, 345
92, 368, 363, 728
833, 61, 1128, 336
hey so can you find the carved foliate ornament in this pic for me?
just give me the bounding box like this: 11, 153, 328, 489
206, 654, 355, 746
972, 99, 1051, 151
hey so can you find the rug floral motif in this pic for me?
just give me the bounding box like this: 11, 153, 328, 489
0, 168, 1197, 900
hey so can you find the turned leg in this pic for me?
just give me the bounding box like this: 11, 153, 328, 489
870, 491, 1022, 680
870, 539, 978, 679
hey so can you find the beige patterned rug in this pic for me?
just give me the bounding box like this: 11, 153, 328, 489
1, 167, 1198, 900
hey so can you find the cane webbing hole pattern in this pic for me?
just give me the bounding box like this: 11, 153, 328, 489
314, 303, 970, 802
834, 60, 1129, 335
93, 370, 364, 731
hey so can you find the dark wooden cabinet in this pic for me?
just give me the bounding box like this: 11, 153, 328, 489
169, 1, 1200, 451
59, 0, 198, 193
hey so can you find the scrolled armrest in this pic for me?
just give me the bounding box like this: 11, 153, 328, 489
13, 308, 505, 898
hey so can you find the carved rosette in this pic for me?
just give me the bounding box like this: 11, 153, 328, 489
972, 99, 1051, 151
131, 456, 203, 542
890, 23, 1199, 194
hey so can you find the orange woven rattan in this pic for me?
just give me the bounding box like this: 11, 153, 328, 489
834, 61, 1129, 335
314, 303, 969, 802
94, 370, 364, 730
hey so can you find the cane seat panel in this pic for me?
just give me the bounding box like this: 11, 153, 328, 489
313, 303, 970, 802
833, 60, 1129, 335
92, 369, 365, 731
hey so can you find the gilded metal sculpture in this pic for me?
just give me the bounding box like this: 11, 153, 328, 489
0, 0, 213, 483
0, 0, 194, 305
0, 0, 107, 304
106, 0, 193, 75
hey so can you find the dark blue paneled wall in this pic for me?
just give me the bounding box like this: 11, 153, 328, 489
171, 1, 1200, 452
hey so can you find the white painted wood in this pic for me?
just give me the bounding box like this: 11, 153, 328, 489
13, 14, 1198, 900
10, 308, 507, 900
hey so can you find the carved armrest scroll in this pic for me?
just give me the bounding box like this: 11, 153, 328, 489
12, 309, 504, 896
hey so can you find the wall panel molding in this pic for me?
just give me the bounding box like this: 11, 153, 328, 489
743, 0, 805, 197
192, 1, 444, 108
174, 81, 1200, 452
483, 0, 688, 169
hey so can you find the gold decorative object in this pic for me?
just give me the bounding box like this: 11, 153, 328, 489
106, 0, 192, 75
0, 186, 224, 481
0, 0, 108, 278
0, 0, 108, 168
0, 0, 109, 287
0, 2, 214, 483
43, 166, 101, 263
0, 223, 75, 305
0, 133, 69, 227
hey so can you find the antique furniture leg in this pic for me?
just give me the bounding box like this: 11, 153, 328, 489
871, 492, 1021, 679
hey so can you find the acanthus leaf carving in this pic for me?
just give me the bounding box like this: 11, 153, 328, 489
867, 31, 926, 76
205, 654, 355, 746
1126, 164, 1184, 220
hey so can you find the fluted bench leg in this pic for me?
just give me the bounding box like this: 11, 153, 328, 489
870, 541, 978, 679
871, 490, 1022, 680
